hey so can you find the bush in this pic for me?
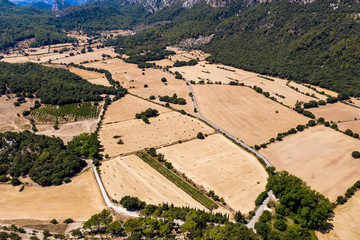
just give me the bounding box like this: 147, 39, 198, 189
336, 196, 346, 204
296, 125, 305, 131
326, 97, 338, 103
161, 77, 167, 82
164, 162, 173, 169
352, 151, 360, 159
144, 84, 148, 88
330, 124, 338, 130
0, 175, 10, 182
353, 133, 359, 139
50, 219, 58, 224
22, 110, 30, 116
234, 211, 245, 223
197, 132, 205, 139
345, 129, 353, 136
255, 191, 268, 206
149, 95, 155, 100
63, 218, 74, 224
120, 196, 146, 210
308, 120, 316, 126
10, 177, 21, 186
274, 219, 287, 231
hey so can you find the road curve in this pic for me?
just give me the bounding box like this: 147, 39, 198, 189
246, 190, 274, 229
185, 80, 273, 168
91, 164, 139, 217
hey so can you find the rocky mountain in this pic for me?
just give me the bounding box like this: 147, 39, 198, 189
9, 0, 88, 10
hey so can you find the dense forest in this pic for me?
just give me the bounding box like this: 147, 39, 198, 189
0, 62, 117, 105
0, 131, 86, 186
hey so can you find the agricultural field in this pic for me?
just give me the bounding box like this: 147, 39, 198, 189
52, 48, 117, 65
260, 126, 360, 201
100, 155, 206, 210
150, 47, 209, 67
157, 133, 268, 214
311, 102, 360, 122
0, 96, 35, 132
192, 85, 308, 146
68, 67, 111, 87
337, 120, 360, 134
85, 58, 194, 113
316, 191, 360, 240
99, 111, 214, 157
0, 169, 105, 221
102, 94, 170, 124
31, 102, 100, 123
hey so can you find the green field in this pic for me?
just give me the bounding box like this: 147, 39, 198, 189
136, 152, 218, 210
31, 102, 99, 122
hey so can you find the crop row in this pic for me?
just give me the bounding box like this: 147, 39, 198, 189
136, 152, 218, 210
31, 102, 98, 122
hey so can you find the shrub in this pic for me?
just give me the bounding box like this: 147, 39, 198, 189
324, 121, 330, 127
0, 175, 10, 182
50, 219, 58, 224
352, 151, 360, 159
318, 100, 326, 105
197, 132, 205, 139
120, 196, 146, 210
161, 77, 167, 82
10, 177, 21, 186
336, 196, 346, 204
255, 191, 268, 206
234, 211, 245, 223
296, 125, 305, 131
149, 95, 155, 100
345, 129, 353, 136
274, 219, 287, 231
326, 97, 338, 103
22, 110, 30, 116
353, 133, 359, 139
308, 120, 316, 126
144, 84, 148, 88
330, 124, 338, 130
164, 162, 173, 169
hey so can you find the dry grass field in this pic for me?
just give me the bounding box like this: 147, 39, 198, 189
102, 94, 170, 124
85, 59, 194, 113
192, 85, 308, 146
316, 191, 360, 240
99, 111, 214, 157
157, 133, 268, 214
151, 47, 209, 67
101, 155, 205, 209
0, 169, 105, 221
68, 67, 111, 87
311, 102, 360, 122
0, 97, 35, 132
260, 126, 360, 201
36, 118, 100, 143
337, 120, 360, 134
52, 48, 117, 64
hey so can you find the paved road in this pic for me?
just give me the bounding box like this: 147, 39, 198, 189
184, 79, 276, 230
246, 190, 273, 229
185, 80, 273, 168
91, 164, 139, 217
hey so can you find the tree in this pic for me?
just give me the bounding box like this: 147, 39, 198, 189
308, 120, 316, 127
50, 219, 58, 224
161, 77, 167, 82
63, 218, 74, 223
352, 151, 360, 159
159, 223, 171, 236
120, 196, 146, 210
10, 177, 21, 186
345, 129, 353, 136
107, 221, 123, 237
71, 229, 83, 238
234, 211, 245, 223
197, 132, 205, 139
296, 125, 305, 131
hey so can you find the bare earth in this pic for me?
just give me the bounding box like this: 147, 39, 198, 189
68, 67, 111, 87
337, 120, 360, 134
101, 155, 205, 209
157, 133, 268, 214
0, 169, 105, 221
193, 85, 308, 146
99, 111, 214, 157
311, 102, 360, 122
36, 118, 100, 143
260, 126, 360, 201
85, 59, 194, 113
102, 94, 171, 124
0, 97, 35, 132
316, 191, 360, 240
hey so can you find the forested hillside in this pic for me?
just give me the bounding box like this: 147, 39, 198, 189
0, 62, 117, 105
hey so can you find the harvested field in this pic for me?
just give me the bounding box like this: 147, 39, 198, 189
99, 111, 214, 157
68, 67, 111, 87
101, 155, 205, 209
52, 48, 117, 64
337, 120, 360, 134
102, 94, 170, 124
85, 59, 194, 113
0, 169, 105, 221
36, 118, 99, 143
157, 133, 268, 214
260, 126, 360, 201
316, 191, 360, 240
311, 102, 360, 122
0, 96, 36, 132
151, 48, 209, 67
193, 85, 308, 146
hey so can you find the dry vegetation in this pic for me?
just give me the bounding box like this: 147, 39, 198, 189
99, 111, 214, 157
85, 58, 194, 113
0, 169, 105, 220
157, 133, 268, 214
101, 155, 206, 209
260, 126, 360, 201
316, 191, 360, 240
311, 102, 360, 122
0, 96, 35, 132
102, 94, 170, 124
68, 66, 111, 87
192, 85, 308, 146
